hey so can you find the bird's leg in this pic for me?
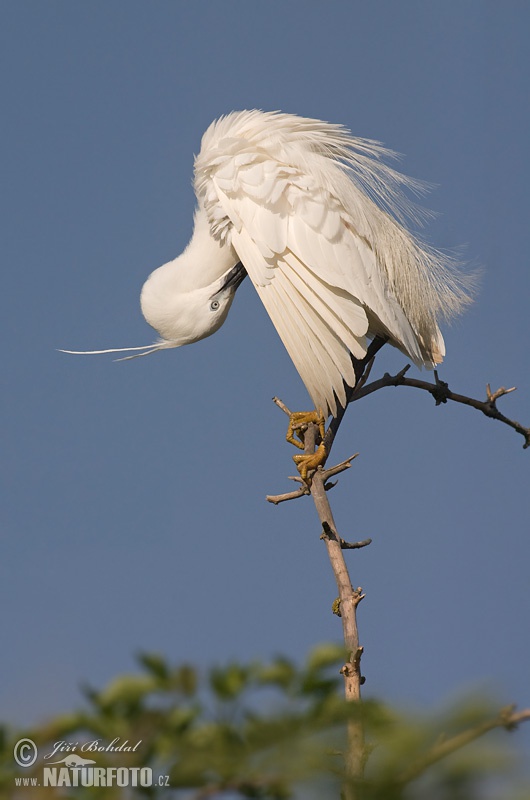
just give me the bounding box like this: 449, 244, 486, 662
286, 411, 320, 449
286, 410, 327, 486
292, 441, 327, 485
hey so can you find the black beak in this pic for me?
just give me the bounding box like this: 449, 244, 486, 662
217, 261, 247, 294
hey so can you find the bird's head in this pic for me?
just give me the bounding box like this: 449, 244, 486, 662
140, 259, 246, 347
59, 209, 246, 361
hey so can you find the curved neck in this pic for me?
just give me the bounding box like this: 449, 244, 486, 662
177, 206, 238, 290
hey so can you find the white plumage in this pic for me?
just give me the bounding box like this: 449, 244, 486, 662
65, 110, 472, 416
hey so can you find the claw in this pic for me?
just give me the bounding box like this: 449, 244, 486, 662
285, 409, 327, 486
292, 442, 327, 486
285, 409, 326, 449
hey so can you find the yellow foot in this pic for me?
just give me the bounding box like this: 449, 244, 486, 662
286, 409, 326, 450
285, 408, 327, 487
292, 442, 327, 486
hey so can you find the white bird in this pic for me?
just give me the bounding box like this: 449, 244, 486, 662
64, 110, 472, 416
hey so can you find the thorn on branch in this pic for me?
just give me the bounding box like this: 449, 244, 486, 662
320, 521, 338, 542
433, 370, 450, 405
321, 521, 335, 540
321, 520, 372, 549
389, 364, 411, 382
353, 369, 530, 449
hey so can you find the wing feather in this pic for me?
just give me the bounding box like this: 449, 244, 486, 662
274, 263, 358, 390
274, 283, 351, 413
194, 111, 472, 413
212, 185, 404, 413
266, 283, 343, 413
281, 251, 368, 359
258, 271, 350, 415
232, 229, 330, 409
233, 226, 364, 414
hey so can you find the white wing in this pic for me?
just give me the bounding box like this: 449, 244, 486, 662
195, 111, 470, 415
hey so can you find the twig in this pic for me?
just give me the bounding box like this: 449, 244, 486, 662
309, 467, 366, 794
397, 705, 530, 786
352, 368, 530, 448
266, 487, 309, 505
269, 349, 528, 797
340, 538, 372, 550
322, 455, 359, 481
272, 396, 292, 416
266, 457, 360, 504
271, 400, 368, 796
321, 522, 372, 550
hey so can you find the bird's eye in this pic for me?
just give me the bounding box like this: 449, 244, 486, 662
210, 300, 220, 311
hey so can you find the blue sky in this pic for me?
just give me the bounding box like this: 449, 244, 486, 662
2, 0, 529, 769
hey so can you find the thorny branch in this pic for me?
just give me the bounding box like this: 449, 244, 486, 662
267, 361, 530, 505
352, 366, 530, 449
266, 348, 528, 797
271, 355, 530, 504
268, 397, 368, 799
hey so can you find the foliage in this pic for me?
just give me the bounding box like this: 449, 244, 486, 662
2, 646, 529, 799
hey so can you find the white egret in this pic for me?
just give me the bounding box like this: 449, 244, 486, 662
64, 110, 471, 417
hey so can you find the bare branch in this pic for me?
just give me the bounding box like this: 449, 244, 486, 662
308, 468, 366, 788
397, 705, 530, 786
266, 487, 309, 505
352, 369, 530, 448
340, 538, 372, 550
269, 352, 529, 798
486, 383, 517, 402
272, 396, 292, 416
321, 521, 372, 550
321, 454, 359, 481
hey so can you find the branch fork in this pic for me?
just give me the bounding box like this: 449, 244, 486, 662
267, 345, 529, 796
350, 367, 530, 448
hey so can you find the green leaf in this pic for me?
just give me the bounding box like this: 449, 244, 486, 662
137, 651, 170, 681
170, 663, 198, 696
210, 663, 249, 700
255, 657, 296, 690
97, 674, 157, 710
306, 642, 348, 673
